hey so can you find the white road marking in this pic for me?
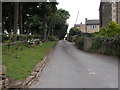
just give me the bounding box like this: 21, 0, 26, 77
88, 69, 96, 75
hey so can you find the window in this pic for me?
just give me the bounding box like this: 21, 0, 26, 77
94, 25, 96, 28
90, 25, 97, 29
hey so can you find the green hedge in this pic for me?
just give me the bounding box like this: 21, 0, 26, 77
90, 35, 120, 56
75, 35, 120, 56
90, 37, 105, 51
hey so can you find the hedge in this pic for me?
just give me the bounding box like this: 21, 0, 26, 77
75, 35, 120, 56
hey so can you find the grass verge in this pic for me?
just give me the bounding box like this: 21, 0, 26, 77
2, 41, 56, 80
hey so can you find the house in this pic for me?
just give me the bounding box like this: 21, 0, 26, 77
74, 23, 86, 33
99, 0, 120, 28
74, 24, 80, 29
79, 22, 86, 33
74, 18, 100, 33
85, 18, 100, 33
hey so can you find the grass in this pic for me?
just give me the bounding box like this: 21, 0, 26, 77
2, 41, 56, 80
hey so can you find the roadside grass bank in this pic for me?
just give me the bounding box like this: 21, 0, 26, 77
2, 41, 56, 80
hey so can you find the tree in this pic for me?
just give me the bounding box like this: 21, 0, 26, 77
52, 9, 70, 39
19, 2, 23, 34
2, 2, 70, 41
2, 2, 14, 33
13, 2, 19, 34
69, 27, 81, 36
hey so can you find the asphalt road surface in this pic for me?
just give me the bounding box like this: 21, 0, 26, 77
30, 40, 118, 88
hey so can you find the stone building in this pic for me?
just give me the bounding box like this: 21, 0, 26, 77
85, 18, 100, 33
74, 24, 80, 29
79, 23, 86, 32
99, 0, 120, 28
74, 18, 100, 33
74, 23, 86, 33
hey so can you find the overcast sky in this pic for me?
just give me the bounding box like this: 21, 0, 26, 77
57, 0, 100, 32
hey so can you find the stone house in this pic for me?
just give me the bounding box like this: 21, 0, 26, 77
74, 23, 86, 33
79, 23, 86, 33
74, 18, 100, 33
74, 24, 80, 29
99, 0, 120, 28
85, 18, 100, 33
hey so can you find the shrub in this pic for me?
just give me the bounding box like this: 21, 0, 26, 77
69, 27, 81, 36
97, 22, 120, 37
75, 36, 85, 50
2, 34, 9, 42
107, 21, 120, 37
67, 35, 77, 42
90, 36, 105, 51
90, 35, 120, 56
48, 36, 59, 41
96, 27, 107, 37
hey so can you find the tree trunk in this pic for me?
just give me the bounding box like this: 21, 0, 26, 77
13, 2, 19, 34
43, 22, 47, 41
9, 16, 13, 33
47, 19, 52, 38
43, 17, 48, 41
19, 2, 23, 34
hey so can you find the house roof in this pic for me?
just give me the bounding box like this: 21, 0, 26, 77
74, 24, 80, 27
86, 20, 99, 25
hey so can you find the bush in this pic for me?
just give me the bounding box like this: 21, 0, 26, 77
2, 34, 9, 42
97, 22, 120, 37
48, 36, 59, 41
96, 27, 107, 37
90, 35, 120, 56
75, 36, 85, 50
90, 36, 105, 51
67, 35, 77, 42
104, 35, 120, 56
107, 21, 120, 37
69, 27, 81, 36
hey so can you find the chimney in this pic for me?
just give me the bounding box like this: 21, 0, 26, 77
85, 18, 87, 33
85, 18, 87, 24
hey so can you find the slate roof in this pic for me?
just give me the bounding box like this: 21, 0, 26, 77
74, 24, 80, 27
86, 20, 99, 25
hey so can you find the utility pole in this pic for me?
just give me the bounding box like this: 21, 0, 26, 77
75, 11, 79, 25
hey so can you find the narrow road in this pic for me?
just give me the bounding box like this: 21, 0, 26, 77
31, 40, 118, 88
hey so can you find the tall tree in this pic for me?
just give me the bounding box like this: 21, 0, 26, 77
2, 2, 14, 33
19, 2, 23, 34
13, 2, 19, 34
51, 9, 70, 39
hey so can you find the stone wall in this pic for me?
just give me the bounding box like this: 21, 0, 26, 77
83, 37, 94, 51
